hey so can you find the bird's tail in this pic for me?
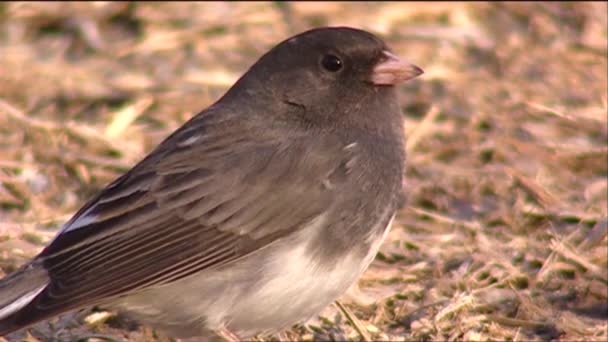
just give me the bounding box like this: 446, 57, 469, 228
0, 264, 48, 336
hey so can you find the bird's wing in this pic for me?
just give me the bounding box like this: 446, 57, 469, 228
21, 109, 355, 322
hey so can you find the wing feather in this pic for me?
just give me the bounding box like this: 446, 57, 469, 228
20, 110, 350, 323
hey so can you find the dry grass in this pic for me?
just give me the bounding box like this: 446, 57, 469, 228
0, 2, 606, 341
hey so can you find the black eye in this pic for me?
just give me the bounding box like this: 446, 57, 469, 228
321, 54, 343, 72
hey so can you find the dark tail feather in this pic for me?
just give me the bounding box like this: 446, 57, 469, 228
0, 264, 48, 336
0, 316, 20, 338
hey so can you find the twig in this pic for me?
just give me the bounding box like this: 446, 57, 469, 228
505, 166, 560, 210
550, 238, 607, 282
335, 300, 371, 342
104, 97, 153, 138
487, 315, 548, 328
406, 206, 481, 232
0, 98, 134, 155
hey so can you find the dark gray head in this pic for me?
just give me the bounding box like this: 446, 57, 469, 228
222, 27, 423, 129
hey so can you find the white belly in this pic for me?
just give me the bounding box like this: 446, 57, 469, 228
113, 214, 395, 338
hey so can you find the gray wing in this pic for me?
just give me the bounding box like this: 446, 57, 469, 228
21, 110, 355, 321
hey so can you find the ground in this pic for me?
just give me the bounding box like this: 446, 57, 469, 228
0, 2, 606, 342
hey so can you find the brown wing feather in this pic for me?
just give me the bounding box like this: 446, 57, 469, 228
17, 110, 350, 324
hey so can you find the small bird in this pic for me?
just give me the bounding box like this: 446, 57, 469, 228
0, 26, 422, 340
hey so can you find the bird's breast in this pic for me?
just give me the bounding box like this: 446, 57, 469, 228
111, 211, 396, 338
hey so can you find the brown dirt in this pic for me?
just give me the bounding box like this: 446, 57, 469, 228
0, 2, 606, 341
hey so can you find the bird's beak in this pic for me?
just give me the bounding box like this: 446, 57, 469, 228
370, 51, 423, 86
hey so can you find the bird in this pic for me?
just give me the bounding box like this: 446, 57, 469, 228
0, 26, 423, 340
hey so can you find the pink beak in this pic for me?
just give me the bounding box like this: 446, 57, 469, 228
370, 51, 423, 85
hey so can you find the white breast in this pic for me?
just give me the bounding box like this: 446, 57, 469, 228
216, 212, 396, 336
114, 213, 396, 338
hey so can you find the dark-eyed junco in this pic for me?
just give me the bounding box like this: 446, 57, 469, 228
0, 27, 422, 340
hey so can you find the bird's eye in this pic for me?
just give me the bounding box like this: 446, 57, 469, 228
321, 54, 343, 72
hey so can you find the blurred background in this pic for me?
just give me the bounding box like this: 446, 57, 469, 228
0, 2, 606, 341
